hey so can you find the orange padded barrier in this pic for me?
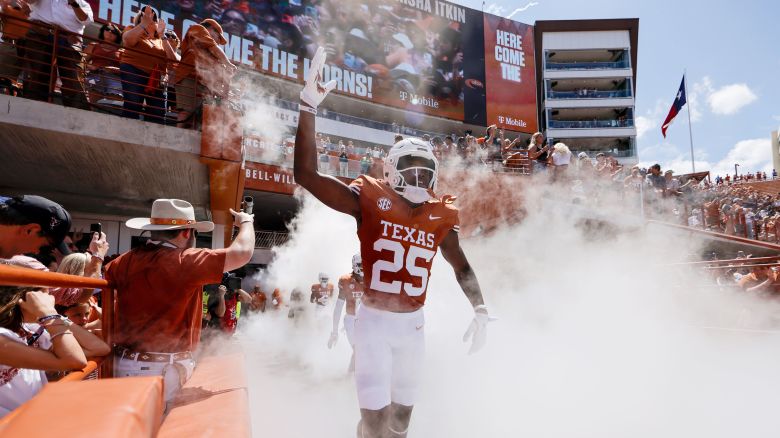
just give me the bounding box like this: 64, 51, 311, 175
159, 352, 251, 438
0, 377, 164, 437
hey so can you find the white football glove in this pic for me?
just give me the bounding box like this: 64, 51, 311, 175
300, 46, 337, 110
327, 331, 339, 349
317, 295, 329, 306
463, 305, 497, 354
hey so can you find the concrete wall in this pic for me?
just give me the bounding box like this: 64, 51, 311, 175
543, 30, 631, 50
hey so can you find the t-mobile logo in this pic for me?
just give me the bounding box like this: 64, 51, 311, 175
498, 116, 504, 123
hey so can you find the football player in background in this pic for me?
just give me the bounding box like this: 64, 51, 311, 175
294, 48, 494, 438
288, 288, 305, 320
328, 254, 365, 372
310, 272, 335, 308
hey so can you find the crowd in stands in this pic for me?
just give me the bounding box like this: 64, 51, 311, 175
0, 2, 235, 127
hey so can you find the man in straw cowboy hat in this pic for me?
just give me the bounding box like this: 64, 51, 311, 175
104, 199, 254, 402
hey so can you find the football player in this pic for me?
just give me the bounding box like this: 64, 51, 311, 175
310, 272, 335, 308
288, 287, 305, 319
294, 48, 493, 438
328, 254, 365, 372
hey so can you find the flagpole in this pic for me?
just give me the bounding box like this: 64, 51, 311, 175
684, 70, 696, 173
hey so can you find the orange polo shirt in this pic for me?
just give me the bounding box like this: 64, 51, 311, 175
174, 24, 222, 83
105, 243, 226, 352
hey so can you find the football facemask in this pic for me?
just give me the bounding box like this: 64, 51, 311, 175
384, 138, 439, 204
352, 254, 363, 276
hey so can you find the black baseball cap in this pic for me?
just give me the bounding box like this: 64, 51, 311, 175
3, 195, 72, 250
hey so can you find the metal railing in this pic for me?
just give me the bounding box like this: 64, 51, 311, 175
545, 60, 630, 70
0, 12, 214, 127
548, 119, 634, 129
547, 89, 632, 99
270, 97, 446, 140
0, 264, 113, 379
255, 230, 290, 249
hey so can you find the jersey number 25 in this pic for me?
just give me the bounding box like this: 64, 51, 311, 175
370, 238, 435, 296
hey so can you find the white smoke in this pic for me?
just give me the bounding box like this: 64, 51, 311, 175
235, 174, 780, 437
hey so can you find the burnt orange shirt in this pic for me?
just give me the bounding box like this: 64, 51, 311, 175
174, 24, 220, 83
338, 273, 364, 316
120, 24, 168, 73
105, 243, 226, 352
349, 175, 459, 312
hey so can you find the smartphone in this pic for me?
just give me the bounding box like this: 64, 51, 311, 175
90, 223, 102, 235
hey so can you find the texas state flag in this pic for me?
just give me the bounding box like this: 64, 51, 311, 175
661, 76, 687, 138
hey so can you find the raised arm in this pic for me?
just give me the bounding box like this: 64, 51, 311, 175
294, 47, 360, 219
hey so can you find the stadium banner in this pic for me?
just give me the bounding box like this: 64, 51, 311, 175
244, 161, 297, 195
88, 0, 487, 121
482, 13, 538, 133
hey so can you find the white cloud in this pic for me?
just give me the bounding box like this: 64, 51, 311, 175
639, 138, 772, 177
707, 83, 758, 115
688, 76, 713, 122
635, 115, 655, 140
708, 138, 772, 177
485, 3, 505, 15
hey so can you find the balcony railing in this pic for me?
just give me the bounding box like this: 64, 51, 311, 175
255, 230, 290, 249
545, 60, 630, 70
548, 119, 634, 129
268, 97, 447, 140
547, 89, 632, 99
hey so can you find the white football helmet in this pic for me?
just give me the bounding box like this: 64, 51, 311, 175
352, 254, 363, 276
383, 138, 439, 204
318, 272, 329, 286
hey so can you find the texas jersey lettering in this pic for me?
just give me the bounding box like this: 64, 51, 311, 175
338, 273, 364, 315
349, 175, 459, 312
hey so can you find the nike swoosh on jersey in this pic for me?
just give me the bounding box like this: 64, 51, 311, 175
429, 215, 441, 220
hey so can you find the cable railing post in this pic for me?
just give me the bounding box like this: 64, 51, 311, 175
101, 287, 115, 378
48, 28, 59, 103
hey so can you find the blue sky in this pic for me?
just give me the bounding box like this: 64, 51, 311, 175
454, 0, 779, 177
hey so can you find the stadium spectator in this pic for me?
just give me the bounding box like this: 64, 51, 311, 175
105, 198, 254, 403
174, 18, 235, 128
55, 301, 101, 334
527, 132, 549, 173
49, 232, 107, 303
549, 142, 572, 180
23, 0, 92, 109
0, 195, 71, 259
0, 288, 109, 417
646, 164, 666, 191
84, 23, 122, 104
360, 152, 372, 175
318, 144, 331, 173
339, 145, 349, 177
119, 6, 179, 123
219, 285, 251, 335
